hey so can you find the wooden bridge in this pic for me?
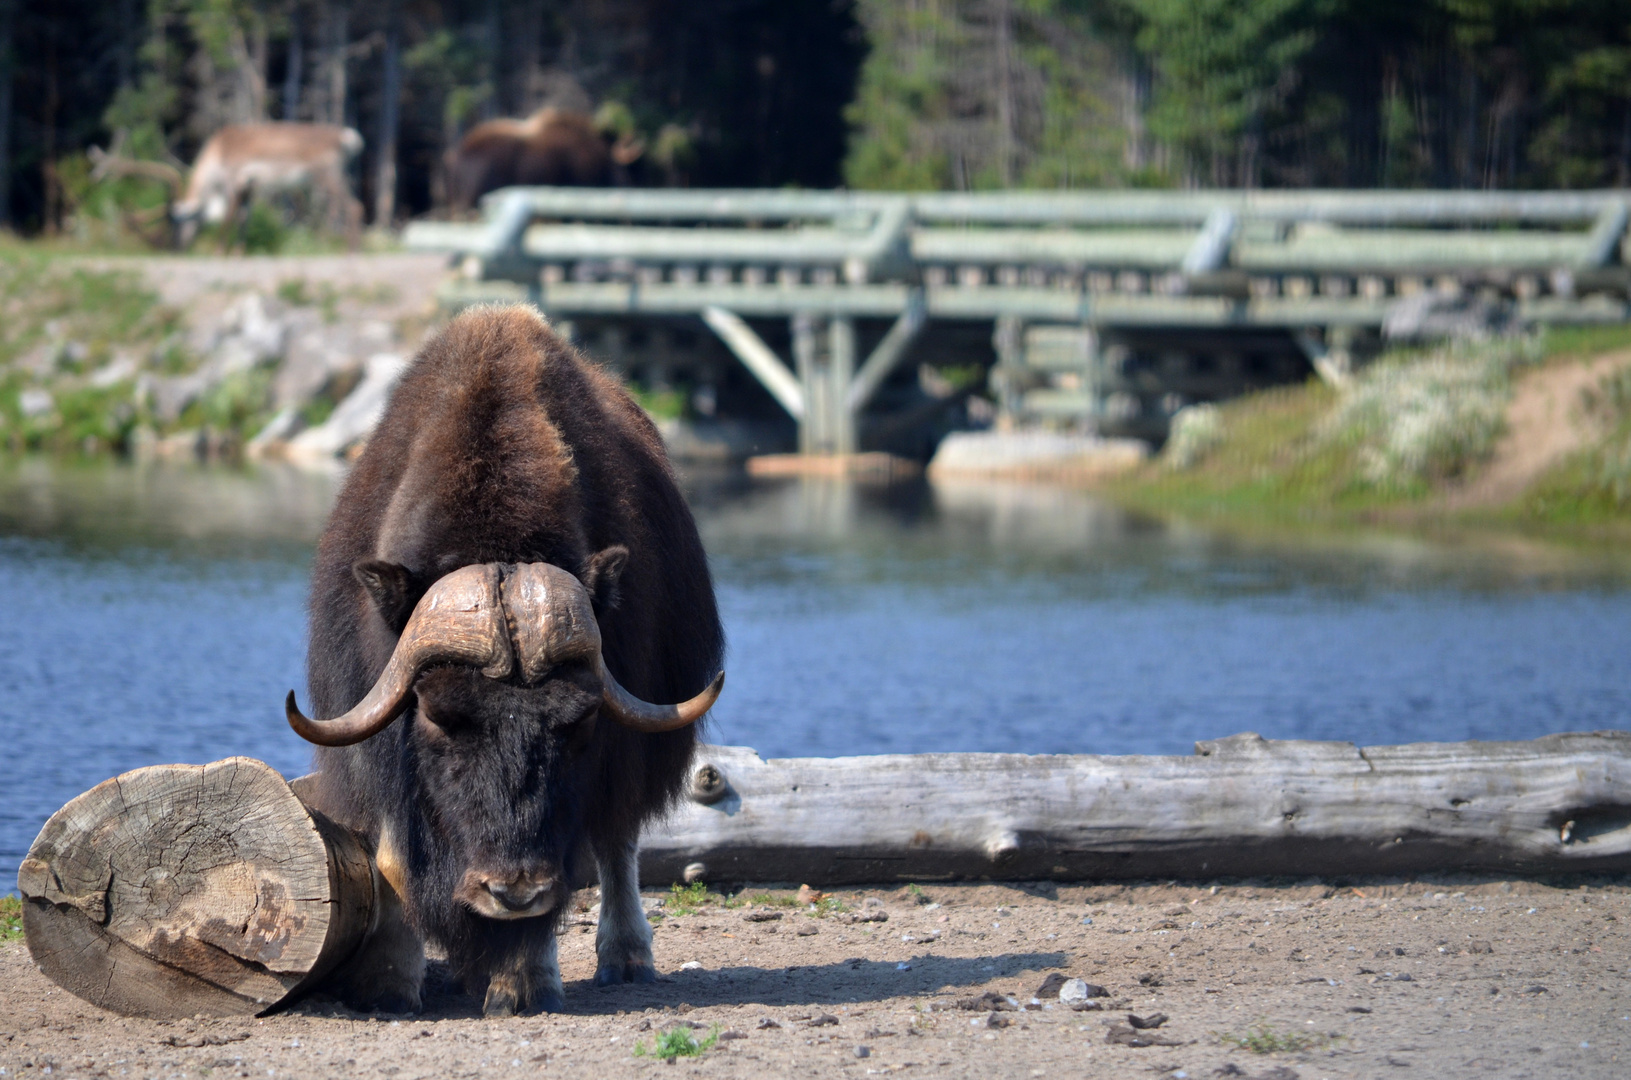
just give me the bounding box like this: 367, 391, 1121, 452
405, 188, 1631, 451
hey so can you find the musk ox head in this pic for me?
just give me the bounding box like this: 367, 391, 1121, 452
286, 557, 722, 922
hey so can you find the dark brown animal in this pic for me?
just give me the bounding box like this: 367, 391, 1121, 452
288, 305, 724, 1016
444, 107, 644, 211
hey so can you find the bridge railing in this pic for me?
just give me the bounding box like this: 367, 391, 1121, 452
403, 187, 1631, 451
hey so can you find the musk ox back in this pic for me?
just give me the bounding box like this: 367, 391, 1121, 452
292, 305, 724, 1015
444, 108, 643, 211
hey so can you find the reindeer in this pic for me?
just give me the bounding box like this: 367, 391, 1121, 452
171, 123, 364, 250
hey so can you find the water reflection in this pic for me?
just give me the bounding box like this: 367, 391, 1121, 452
1, 458, 1628, 893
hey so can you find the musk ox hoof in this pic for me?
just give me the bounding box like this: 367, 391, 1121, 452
482, 981, 564, 1017
483, 983, 519, 1018
595, 961, 659, 986
370, 990, 422, 1016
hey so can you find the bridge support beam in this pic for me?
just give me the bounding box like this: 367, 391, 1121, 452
702, 304, 927, 456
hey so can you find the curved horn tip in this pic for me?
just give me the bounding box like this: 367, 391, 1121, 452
285, 689, 377, 748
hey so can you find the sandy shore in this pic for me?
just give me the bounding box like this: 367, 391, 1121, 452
3, 875, 1628, 1079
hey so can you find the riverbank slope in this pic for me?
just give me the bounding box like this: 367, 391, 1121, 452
1106, 327, 1631, 543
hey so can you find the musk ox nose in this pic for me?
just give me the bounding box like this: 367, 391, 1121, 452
486, 878, 547, 911
455, 866, 559, 920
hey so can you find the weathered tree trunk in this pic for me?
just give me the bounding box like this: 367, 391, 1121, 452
18, 758, 374, 1020
641, 732, 1631, 885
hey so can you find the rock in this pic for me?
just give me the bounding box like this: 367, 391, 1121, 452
985, 1012, 1012, 1029
929, 430, 1149, 479
755, 1018, 781, 1030
1382, 292, 1509, 342
283, 352, 406, 462
1467, 940, 1494, 954
18, 388, 53, 418
1059, 979, 1109, 1007
245, 406, 304, 457
853, 1045, 871, 1058
795, 922, 819, 936
1033, 973, 1069, 999
679, 961, 703, 971
848, 910, 888, 924
1104, 1021, 1184, 1047
743, 910, 783, 922
955, 992, 1017, 1012
805, 1015, 838, 1027
718, 1031, 747, 1041
89, 355, 139, 389
1127, 1012, 1168, 1030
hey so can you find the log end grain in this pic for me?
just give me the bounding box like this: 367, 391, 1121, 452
19, 757, 372, 1020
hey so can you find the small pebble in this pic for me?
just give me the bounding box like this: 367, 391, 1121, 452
679, 961, 703, 971
854, 1045, 871, 1058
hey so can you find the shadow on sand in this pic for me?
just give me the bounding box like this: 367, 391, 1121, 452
293, 951, 1071, 1020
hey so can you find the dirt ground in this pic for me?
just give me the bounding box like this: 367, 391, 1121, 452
4, 875, 1628, 1080
1443, 347, 1631, 509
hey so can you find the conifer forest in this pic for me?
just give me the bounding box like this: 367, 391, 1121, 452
1, 0, 1629, 234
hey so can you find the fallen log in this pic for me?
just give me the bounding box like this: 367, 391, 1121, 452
18, 732, 1631, 1017
18, 758, 375, 1020
641, 731, 1631, 884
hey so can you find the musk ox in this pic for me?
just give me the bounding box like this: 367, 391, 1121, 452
444, 107, 644, 212
286, 305, 725, 1016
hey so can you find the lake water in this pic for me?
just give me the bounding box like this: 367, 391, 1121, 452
4, 456, 1630, 891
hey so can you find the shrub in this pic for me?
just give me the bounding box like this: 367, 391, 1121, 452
1319, 336, 1541, 493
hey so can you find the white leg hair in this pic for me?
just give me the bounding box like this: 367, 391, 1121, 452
593, 838, 658, 985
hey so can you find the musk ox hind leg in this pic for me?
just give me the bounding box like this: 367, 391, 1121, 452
479, 926, 564, 1017
593, 838, 658, 985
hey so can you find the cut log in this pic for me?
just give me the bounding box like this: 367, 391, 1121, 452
641, 732, 1631, 884
18, 758, 374, 1020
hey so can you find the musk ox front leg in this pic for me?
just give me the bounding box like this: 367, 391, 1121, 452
322, 866, 426, 1014
478, 924, 564, 1017
593, 838, 658, 985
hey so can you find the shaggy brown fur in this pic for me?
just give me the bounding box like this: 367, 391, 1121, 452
444, 109, 638, 211
304, 305, 723, 1015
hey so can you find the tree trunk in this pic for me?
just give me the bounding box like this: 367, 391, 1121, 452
283, 10, 303, 121
641, 732, 1631, 885
373, 0, 401, 227
0, 0, 13, 228
18, 758, 374, 1020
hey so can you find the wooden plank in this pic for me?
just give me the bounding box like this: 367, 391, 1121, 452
639, 733, 1631, 885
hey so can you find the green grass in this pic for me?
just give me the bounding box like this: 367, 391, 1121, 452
1, 896, 22, 943
1106, 329, 1631, 536
664, 881, 713, 916
634, 1025, 719, 1060
1216, 1021, 1332, 1054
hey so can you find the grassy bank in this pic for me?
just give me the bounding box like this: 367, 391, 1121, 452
1106, 325, 1631, 541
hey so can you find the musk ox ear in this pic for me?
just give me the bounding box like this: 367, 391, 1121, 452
353, 559, 428, 634
579, 545, 629, 614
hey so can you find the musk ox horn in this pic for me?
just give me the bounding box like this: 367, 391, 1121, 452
287, 561, 723, 746
286, 564, 513, 747
502, 561, 722, 731
598, 660, 724, 733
